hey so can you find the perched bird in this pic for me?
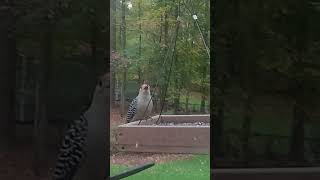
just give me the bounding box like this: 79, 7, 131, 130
53, 73, 109, 180
126, 82, 153, 123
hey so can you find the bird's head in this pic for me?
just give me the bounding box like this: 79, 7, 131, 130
139, 80, 151, 95
89, 73, 109, 110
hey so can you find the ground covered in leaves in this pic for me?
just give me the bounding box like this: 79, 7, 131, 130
0, 141, 54, 180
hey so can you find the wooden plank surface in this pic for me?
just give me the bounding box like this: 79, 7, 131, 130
152, 114, 210, 123
121, 114, 210, 126
117, 126, 209, 146
116, 114, 210, 154
116, 144, 209, 154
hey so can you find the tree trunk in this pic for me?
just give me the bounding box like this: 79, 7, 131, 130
164, 5, 168, 47
288, 0, 309, 162
200, 66, 206, 113
8, 35, 17, 146
110, 0, 117, 103
18, 55, 27, 123
115, 76, 120, 101
120, 0, 126, 51
138, 0, 142, 84
120, 69, 127, 116
0, 12, 17, 150
241, 104, 252, 165
173, 50, 180, 114
213, 101, 224, 157
173, 88, 180, 114
212, 72, 227, 157
289, 102, 306, 162
185, 90, 190, 114
138, 69, 142, 84
33, 80, 43, 175
33, 19, 54, 175
200, 96, 206, 113
238, 0, 259, 165
119, 0, 127, 116
159, 12, 163, 43
159, 1, 169, 109
154, 97, 158, 113
212, 0, 238, 160
205, 0, 210, 47
200, 0, 209, 113
91, 10, 98, 81
110, 0, 117, 51
162, 0, 180, 116
111, 70, 116, 103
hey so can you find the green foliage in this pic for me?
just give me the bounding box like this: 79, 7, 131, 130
113, 0, 210, 104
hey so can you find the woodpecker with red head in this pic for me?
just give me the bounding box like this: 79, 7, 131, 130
126, 81, 153, 123
52, 74, 109, 180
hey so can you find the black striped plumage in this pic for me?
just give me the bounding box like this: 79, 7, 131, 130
53, 115, 88, 180
126, 97, 137, 123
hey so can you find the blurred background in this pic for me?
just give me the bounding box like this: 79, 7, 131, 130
0, 0, 108, 179
212, 0, 320, 168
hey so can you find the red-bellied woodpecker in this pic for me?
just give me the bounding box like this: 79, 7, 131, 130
53, 73, 109, 180
126, 82, 153, 123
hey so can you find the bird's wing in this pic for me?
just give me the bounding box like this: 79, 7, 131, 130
126, 97, 138, 123
53, 115, 88, 180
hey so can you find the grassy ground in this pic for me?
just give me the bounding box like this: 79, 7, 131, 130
110, 155, 210, 180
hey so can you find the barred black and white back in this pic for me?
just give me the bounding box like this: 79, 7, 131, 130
126, 97, 137, 123
53, 115, 88, 180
